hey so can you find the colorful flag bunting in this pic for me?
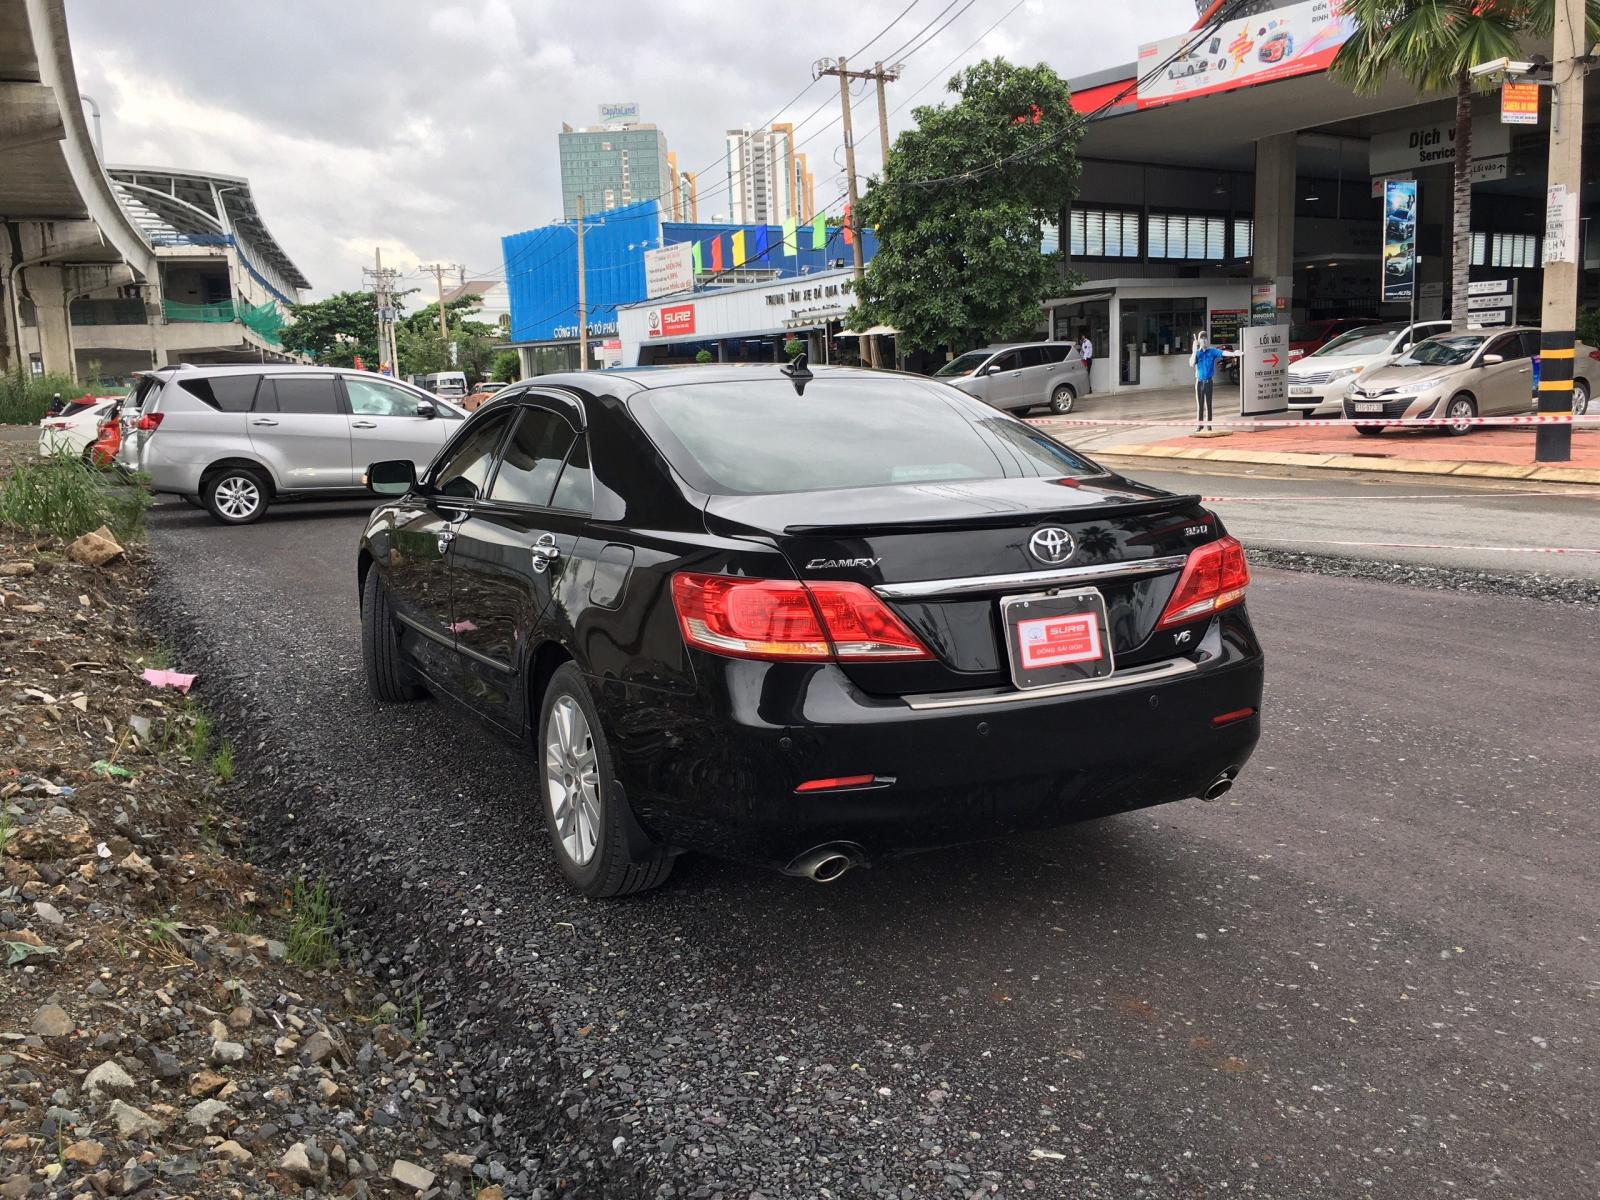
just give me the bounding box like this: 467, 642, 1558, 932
842, 204, 854, 246
753, 225, 770, 261
691, 241, 702, 275
782, 218, 798, 256
731, 229, 746, 268
710, 236, 724, 274
812, 213, 826, 250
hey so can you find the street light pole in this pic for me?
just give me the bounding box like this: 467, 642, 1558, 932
576, 195, 588, 371
1536, 0, 1585, 463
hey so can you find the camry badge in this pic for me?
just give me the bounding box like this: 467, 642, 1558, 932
1028, 527, 1075, 565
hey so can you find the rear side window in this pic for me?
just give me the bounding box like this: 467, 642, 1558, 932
550, 437, 592, 511
179, 375, 259, 412
487, 408, 575, 507
631, 378, 1100, 495
259, 377, 341, 415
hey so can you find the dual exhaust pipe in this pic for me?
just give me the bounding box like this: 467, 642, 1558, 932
783, 842, 867, 883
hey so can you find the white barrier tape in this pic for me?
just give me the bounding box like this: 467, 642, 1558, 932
1261, 539, 1600, 555
1201, 490, 1599, 503
1027, 414, 1600, 429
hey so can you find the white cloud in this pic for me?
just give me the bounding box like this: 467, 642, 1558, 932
67, 0, 1193, 298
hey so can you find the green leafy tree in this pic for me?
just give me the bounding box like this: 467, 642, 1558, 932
1334, 1, 1600, 328
281, 291, 380, 366
853, 58, 1081, 352
489, 350, 522, 382
396, 296, 500, 380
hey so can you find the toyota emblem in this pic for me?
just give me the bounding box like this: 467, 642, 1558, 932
1028, 527, 1075, 565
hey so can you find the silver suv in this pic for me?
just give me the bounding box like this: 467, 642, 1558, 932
118, 365, 466, 524
932, 342, 1091, 414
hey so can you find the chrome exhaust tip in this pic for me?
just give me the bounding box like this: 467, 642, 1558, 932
1202, 772, 1235, 802
783, 842, 866, 883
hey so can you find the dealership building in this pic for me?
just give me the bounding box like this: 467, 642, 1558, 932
1052, 0, 1599, 393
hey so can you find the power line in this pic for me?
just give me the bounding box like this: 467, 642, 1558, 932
850, 0, 921, 60
880, 0, 963, 64
892, 0, 979, 64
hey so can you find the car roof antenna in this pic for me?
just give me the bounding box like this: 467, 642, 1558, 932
781, 349, 813, 394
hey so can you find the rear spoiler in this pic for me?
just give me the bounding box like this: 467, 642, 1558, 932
780, 494, 1205, 535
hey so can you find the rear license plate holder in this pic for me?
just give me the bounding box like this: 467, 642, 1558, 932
1000, 588, 1115, 690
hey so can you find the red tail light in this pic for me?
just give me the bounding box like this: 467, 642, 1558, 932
1157, 536, 1250, 629
671, 572, 931, 662
137, 412, 164, 432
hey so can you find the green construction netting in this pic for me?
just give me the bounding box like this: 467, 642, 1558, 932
164, 299, 285, 347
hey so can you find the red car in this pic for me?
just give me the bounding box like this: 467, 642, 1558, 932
1288, 318, 1382, 363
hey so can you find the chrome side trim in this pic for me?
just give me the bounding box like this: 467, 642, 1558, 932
902, 657, 1197, 711
873, 554, 1188, 600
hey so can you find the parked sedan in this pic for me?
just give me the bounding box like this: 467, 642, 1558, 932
37, 395, 120, 461
1288, 317, 1381, 363
1343, 326, 1593, 434
357, 364, 1264, 897
1286, 320, 1451, 417
934, 342, 1090, 414
117, 364, 466, 523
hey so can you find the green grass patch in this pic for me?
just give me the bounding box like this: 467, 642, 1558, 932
0, 806, 14, 855
0, 453, 151, 542
211, 738, 234, 783
0, 367, 83, 425
189, 712, 212, 761
286, 875, 340, 969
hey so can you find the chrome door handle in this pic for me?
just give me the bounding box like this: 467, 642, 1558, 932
530, 535, 560, 574
251, 418, 279, 426
352, 419, 377, 428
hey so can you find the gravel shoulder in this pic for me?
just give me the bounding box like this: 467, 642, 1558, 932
130, 496, 1600, 1200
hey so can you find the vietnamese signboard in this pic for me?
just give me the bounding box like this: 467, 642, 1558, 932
644, 243, 694, 299
1544, 183, 1578, 265
1240, 323, 1289, 416
1370, 120, 1510, 179
1381, 179, 1417, 303
1209, 308, 1246, 349
1500, 81, 1539, 125
646, 302, 696, 339
1466, 278, 1516, 329
1135, 0, 1356, 109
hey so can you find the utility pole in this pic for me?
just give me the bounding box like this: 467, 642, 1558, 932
816, 56, 897, 369
575, 195, 588, 371
1535, 0, 1585, 463
873, 61, 899, 170
362, 248, 400, 375
417, 262, 464, 349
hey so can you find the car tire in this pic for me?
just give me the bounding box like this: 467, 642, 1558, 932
1573, 379, 1590, 417
361, 569, 422, 703
1049, 384, 1077, 415
203, 466, 270, 524
1443, 394, 1476, 437
1353, 423, 1383, 436
539, 662, 672, 898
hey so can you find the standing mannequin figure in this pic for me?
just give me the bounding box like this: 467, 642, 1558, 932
1189, 332, 1235, 432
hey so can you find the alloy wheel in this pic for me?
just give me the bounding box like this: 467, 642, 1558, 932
1573, 382, 1590, 417
1051, 385, 1076, 415
1447, 398, 1474, 434
215, 475, 261, 520
545, 695, 600, 866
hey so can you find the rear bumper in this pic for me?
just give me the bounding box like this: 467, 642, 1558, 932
601, 611, 1264, 866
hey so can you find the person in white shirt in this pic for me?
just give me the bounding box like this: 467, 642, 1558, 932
1078, 332, 1094, 394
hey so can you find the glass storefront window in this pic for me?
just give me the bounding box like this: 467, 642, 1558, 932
1119, 297, 1207, 356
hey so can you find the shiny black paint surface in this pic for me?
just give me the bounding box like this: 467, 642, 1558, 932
358, 367, 1266, 867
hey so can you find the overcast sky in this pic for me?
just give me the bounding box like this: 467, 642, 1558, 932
68, 0, 1195, 301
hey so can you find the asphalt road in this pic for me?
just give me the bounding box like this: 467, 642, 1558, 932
144, 491, 1600, 1199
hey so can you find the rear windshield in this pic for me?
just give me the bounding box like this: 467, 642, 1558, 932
1314, 326, 1403, 357
630, 377, 1102, 496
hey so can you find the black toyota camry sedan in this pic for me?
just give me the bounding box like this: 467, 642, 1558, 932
357, 364, 1263, 896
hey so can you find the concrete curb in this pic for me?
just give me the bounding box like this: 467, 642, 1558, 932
1094, 442, 1600, 487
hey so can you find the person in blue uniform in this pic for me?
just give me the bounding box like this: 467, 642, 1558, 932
1189, 332, 1236, 432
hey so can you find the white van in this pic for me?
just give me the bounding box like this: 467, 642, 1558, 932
417, 371, 469, 400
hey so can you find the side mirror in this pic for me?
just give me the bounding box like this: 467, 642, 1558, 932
1481, 353, 1504, 365
982, 363, 1001, 375
415, 399, 437, 419
366, 459, 418, 496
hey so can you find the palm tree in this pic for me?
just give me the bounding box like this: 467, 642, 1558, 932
1333, 1, 1599, 329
